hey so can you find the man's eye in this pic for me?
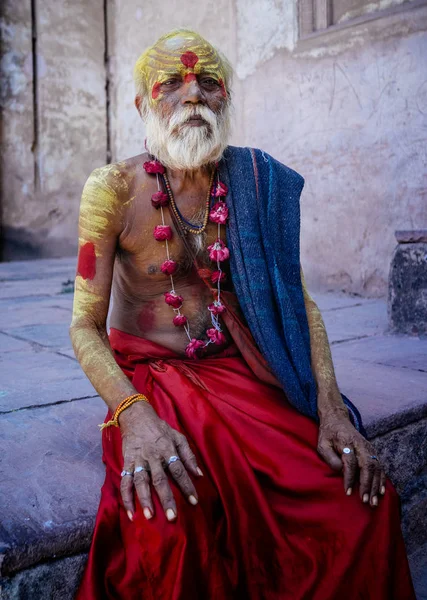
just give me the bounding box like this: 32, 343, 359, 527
202, 78, 218, 86
163, 79, 179, 86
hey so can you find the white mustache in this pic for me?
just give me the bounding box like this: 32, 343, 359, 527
168, 105, 217, 134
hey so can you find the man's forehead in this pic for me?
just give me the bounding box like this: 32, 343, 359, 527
145, 33, 223, 76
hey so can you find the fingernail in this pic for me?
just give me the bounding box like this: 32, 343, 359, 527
127, 510, 133, 521
196, 467, 204, 477
380, 485, 386, 495
143, 508, 152, 520
189, 495, 198, 505
363, 494, 369, 503
346, 488, 352, 496
166, 508, 176, 521
372, 496, 378, 506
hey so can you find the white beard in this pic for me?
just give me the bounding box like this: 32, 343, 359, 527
143, 101, 231, 170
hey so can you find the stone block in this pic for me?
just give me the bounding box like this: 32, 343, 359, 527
0, 333, 33, 353
320, 300, 388, 344
332, 356, 427, 437
0, 299, 72, 330
331, 334, 427, 372
0, 553, 87, 600
388, 240, 427, 335
0, 350, 97, 411
0, 398, 105, 575
7, 323, 73, 349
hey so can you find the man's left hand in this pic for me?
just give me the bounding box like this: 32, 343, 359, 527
317, 412, 387, 507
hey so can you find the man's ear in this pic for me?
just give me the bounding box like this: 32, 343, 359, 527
135, 95, 142, 116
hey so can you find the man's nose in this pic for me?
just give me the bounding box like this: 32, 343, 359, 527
181, 78, 203, 104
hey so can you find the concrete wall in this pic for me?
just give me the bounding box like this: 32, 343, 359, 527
0, 0, 107, 260
1, 0, 426, 296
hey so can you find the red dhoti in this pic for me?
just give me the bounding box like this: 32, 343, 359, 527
77, 328, 415, 600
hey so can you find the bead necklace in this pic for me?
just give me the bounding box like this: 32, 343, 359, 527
164, 170, 215, 235
143, 158, 230, 359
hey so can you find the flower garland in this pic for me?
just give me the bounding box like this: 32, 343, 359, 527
143, 158, 230, 359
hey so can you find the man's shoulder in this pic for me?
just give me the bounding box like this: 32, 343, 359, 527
84, 153, 151, 198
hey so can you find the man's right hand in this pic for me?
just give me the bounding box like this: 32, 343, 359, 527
118, 401, 203, 522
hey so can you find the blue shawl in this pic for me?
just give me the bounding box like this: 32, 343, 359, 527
220, 146, 364, 433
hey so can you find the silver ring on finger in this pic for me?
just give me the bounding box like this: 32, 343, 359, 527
121, 469, 134, 477
166, 455, 181, 467
342, 447, 352, 455
134, 465, 150, 474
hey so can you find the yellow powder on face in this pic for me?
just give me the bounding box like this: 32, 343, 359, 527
134, 29, 232, 105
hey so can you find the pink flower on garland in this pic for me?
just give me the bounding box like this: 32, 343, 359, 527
143, 160, 165, 174
161, 259, 178, 275
164, 291, 183, 309
207, 328, 226, 345
151, 191, 169, 209
211, 270, 226, 284
215, 181, 228, 197
208, 239, 230, 262
185, 338, 205, 359
209, 201, 229, 224
173, 314, 187, 327
208, 302, 226, 315
154, 225, 172, 241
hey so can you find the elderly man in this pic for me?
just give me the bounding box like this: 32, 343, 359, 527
71, 29, 414, 600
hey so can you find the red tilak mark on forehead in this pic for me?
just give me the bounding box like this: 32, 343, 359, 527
184, 73, 197, 84
219, 79, 227, 98
152, 82, 161, 99
180, 51, 199, 68
77, 242, 96, 280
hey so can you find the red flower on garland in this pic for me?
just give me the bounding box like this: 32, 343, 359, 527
161, 259, 178, 275
208, 239, 230, 262
143, 160, 165, 174
164, 291, 183, 309
185, 338, 205, 359
208, 302, 226, 315
211, 270, 226, 284
154, 225, 172, 241
207, 328, 226, 345
215, 181, 228, 197
209, 201, 229, 224
151, 191, 169, 208
173, 314, 187, 327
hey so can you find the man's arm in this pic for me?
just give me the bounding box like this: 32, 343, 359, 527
300, 267, 348, 421
70, 165, 138, 409
300, 266, 386, 506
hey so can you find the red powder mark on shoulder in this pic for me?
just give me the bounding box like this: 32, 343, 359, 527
152, 82, 161, 99
219, 79, 227, 98
137, 301, 157, 334
180, 51, 199, 69
184, 72, 197, 84
77, 242, 96, 280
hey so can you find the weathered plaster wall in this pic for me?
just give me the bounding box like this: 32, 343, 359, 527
0, 0, 107, 259
0, 0, 35, 258
238, 2, 427, 295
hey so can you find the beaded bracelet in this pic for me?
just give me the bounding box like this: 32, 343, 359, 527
99, 393, 150, 431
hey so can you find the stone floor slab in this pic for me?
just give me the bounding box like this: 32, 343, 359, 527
333, 357, 427, 435
0, 297, 73, 329
0, 280, 73, 300
0, 350, 97, 411
0, 333, 33, 353
311, 291, 379, 311
332, 334, 427, 372
6, 323, 72, 349
0, 397, 105, 575
321, 300, 388, 343
0, 257, 76, 281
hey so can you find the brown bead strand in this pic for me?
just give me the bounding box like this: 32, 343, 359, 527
163, 169, 215, 235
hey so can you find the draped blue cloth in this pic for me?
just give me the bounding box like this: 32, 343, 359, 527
220, 146, 364, 433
